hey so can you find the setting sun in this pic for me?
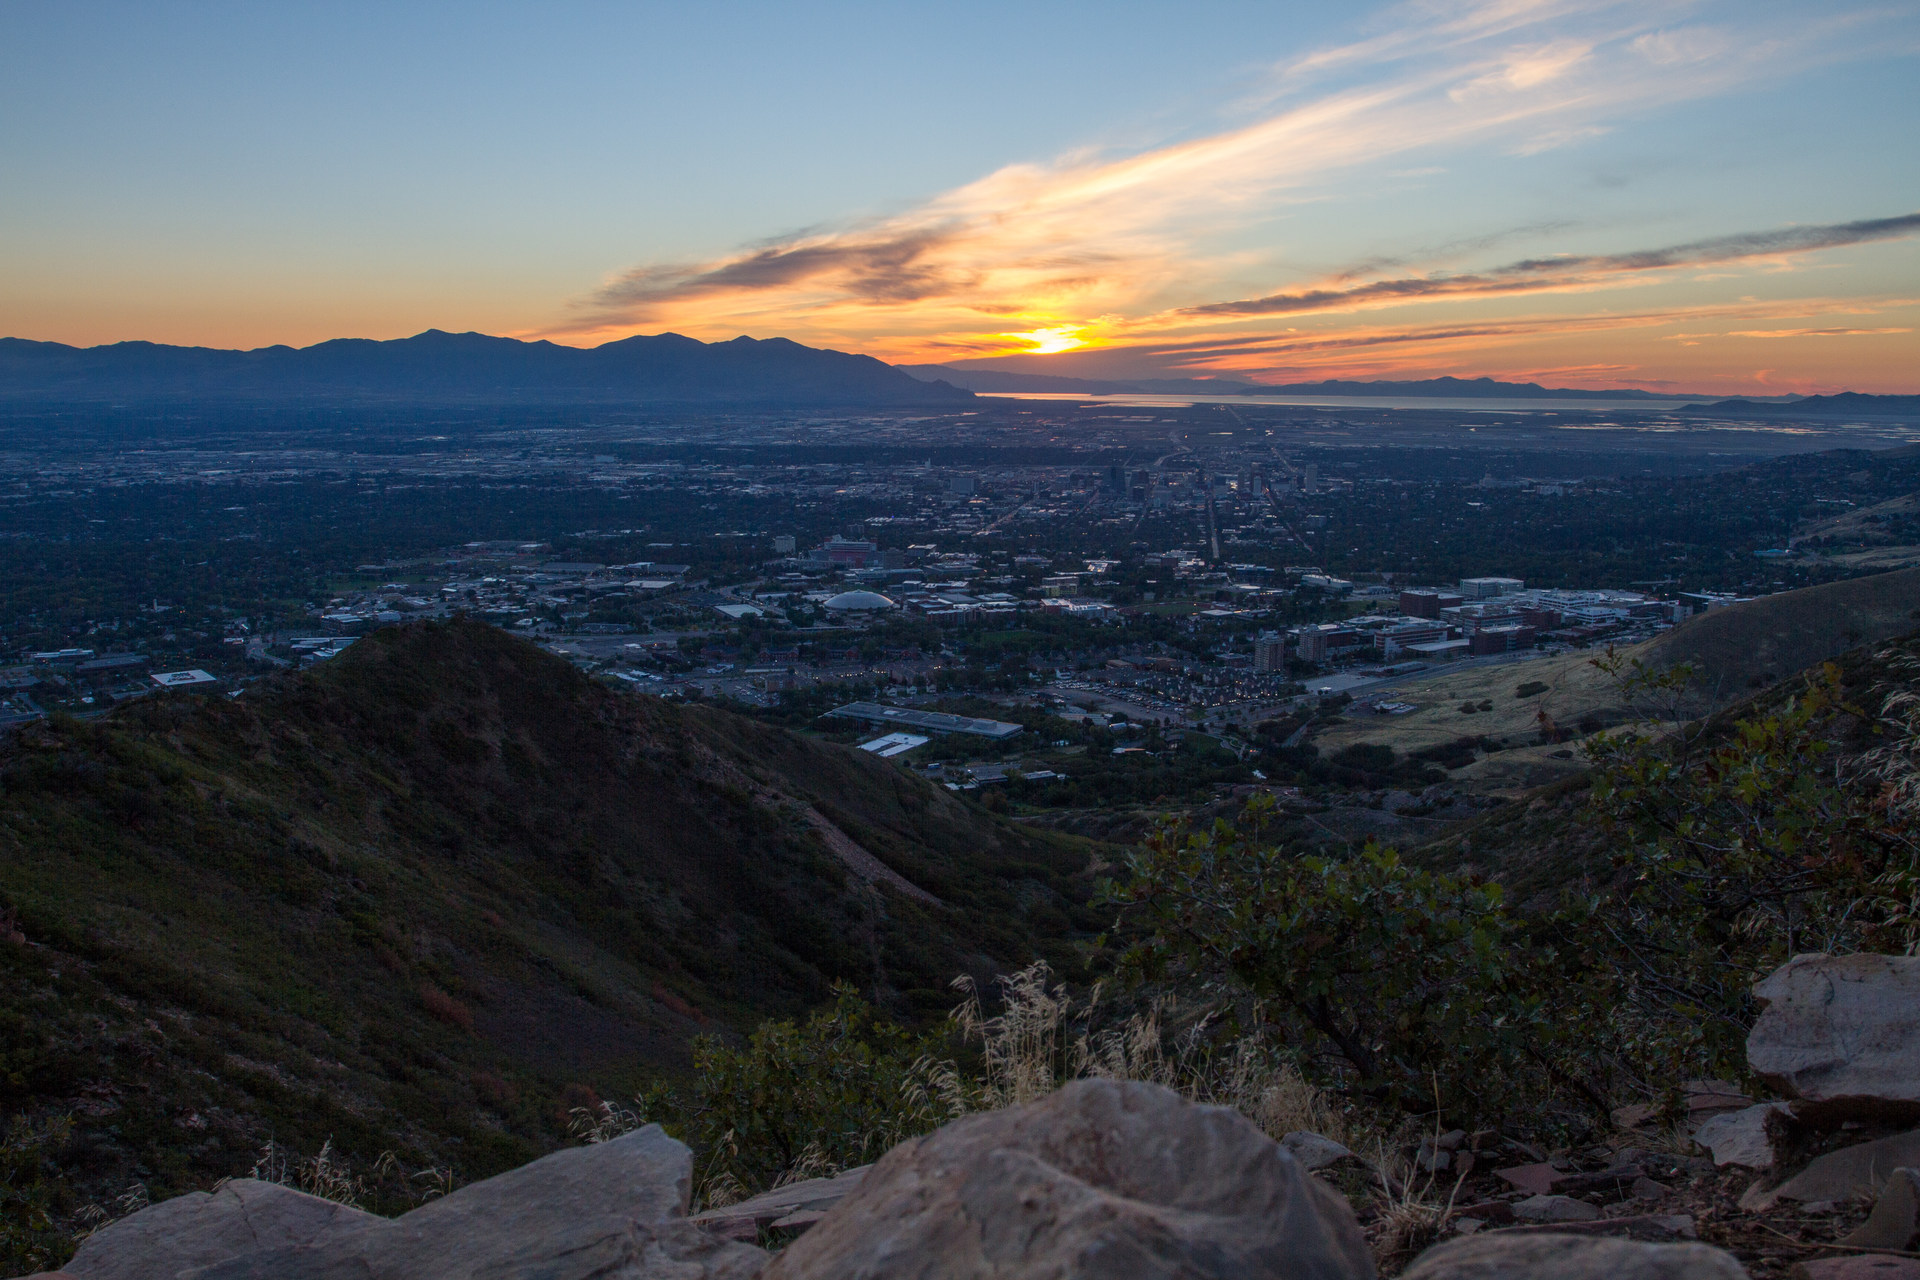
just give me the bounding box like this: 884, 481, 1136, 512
1008, 325, 1087, 355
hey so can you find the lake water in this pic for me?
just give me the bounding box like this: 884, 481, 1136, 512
977, 391, 1704, 414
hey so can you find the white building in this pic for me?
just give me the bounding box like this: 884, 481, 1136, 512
1458, 576, 1525, 599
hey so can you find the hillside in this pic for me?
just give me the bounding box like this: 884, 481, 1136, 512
1413, 626, 1920, 904
1683, 391, 1920, 420
0, 330, 973, 406
0, 620, 1097, 1210
1637, 566, 1920, 697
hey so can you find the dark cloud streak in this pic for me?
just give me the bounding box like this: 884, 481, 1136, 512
1184, 212, 1920, 318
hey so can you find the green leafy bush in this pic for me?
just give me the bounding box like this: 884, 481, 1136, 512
1101, 798, 1589, 1120
607, 986, 947, 1205
1583, 661, 1920, 1076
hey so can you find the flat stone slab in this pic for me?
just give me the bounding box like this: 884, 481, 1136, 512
1744, 1130, 1920, 1211
1403, 1233, 1746, 1279
1795, 1258, 1920, 1280
690, 1164, 870, 1240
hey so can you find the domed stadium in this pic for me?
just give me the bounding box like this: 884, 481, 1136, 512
822, 590, 897, 612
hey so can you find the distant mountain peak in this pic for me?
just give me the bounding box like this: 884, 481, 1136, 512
0, 330, 974, 406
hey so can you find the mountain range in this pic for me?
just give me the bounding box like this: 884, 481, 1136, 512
897, 365, 1811, 402
0, 330, 973, 406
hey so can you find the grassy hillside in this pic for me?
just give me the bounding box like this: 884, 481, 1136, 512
1302, 569, 1920, 801
0, 619, 1101, 1219
1638, 566, 1920, 697
1414, 630, 1919, 904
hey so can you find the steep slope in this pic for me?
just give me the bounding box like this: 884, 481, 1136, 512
0, 620, 1096, 1206
1637, 566, 1920, 699
0, 330, 972, 405
1415, 630, 1920, 904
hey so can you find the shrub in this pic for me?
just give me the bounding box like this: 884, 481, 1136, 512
419, 983, 474, 1033
1515, 682, 1548, 699
0, 1116, 70, 1276
605, 986, 948, 1206
1583, 662, 1920, 1076
1102, 798, 1586, 1120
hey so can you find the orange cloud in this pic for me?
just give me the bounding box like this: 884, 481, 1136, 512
533, 1, 1917, 392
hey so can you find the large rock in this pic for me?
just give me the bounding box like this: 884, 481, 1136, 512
60, 1179, 378, 1280
1282, 1132, 1358, 1173
1750, 955, 1920, 1122
1402, 1233, 1749, 1279
1741, 1129, 1920, 1211
62, 1125, 766, 1280
762, 1077, 1375, 1280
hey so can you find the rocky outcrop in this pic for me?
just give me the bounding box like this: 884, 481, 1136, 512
51, 1179, 377, 1280
1401, 1233, 1749, 1279
53, 1125, 766, 1280
1749, 955, 1920, 1123
762, 1077, 1376, 1280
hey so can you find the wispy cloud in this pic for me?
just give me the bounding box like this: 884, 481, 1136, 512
1726, 326, 1914, 338
545, 0, 1915, 389
1178, 214, 1920, 318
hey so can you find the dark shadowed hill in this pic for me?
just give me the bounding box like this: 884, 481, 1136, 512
1637, 566, 1920, 699
0, 330, 973, 406
0, 620, 1093, 1204
1683, 392, 1920, 420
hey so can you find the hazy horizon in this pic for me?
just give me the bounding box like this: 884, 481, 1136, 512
4, 0, 1917, 396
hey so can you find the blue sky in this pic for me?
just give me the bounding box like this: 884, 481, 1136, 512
3, 0, 1917, 392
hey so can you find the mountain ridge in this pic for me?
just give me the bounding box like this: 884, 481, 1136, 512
1681, 391, 1920, 419
0, 330, 974, 406
900, 364, 1814, 402
0, 619, 1096, 1210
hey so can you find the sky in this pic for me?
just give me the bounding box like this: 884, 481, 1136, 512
3, 0, 1918, 393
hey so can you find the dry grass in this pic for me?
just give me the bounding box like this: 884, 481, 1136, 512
941, 961, 1349, 1147
242, 1139, 372, 1208
235, 1140, 455, 1211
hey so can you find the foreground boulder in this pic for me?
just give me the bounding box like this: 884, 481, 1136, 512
1749, 955, 1920, 1123
1401, 1233, 1748, 1279
48, 1179, 377, 1280
763, 1077, 1375, 1280
54, 1125, 766, 1280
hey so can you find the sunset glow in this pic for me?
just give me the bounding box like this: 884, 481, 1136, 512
2, 1, 1915, 393
1008, 326, 1090, 356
